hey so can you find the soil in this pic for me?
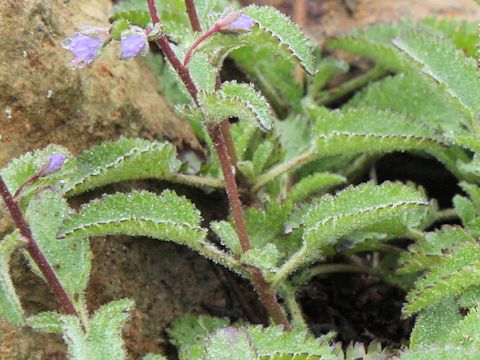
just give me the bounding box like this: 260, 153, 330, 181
1, 0, 479, 359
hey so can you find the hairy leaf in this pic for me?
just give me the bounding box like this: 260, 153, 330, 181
243, 5, 316, 75
303, 182, 429, 252
59, 190, 206, 248
287, 172, 346, 203
199, 81, 274, 131
28, 311, 63, 334
26, 189, 91, 303
0, 231, 25, 325
346, 73, 469, 132
66, 138, 180, 196
211, 221, 241, 256
392, 32, 480, 125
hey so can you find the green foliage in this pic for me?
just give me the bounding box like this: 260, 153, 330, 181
303, 182, 429, 253
286, 172, 346, 203
66, 138, 181, 196
199, 81, 274, 131
30, 299, 135, 360
0, 231, 25, 325
60, 190, 206, 247
26, 189, 92, 307
211, 220, 241, 255
243, 5, 317, 75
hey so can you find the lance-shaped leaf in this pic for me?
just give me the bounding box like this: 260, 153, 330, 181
199, 81, 274, 131
404, 242, 480, 316
243, 5, 317, 75
392, 32, 480, 124
65, 138, 180, 196
25, 189, 92, 304
326, 21, 413, 71
303, 182, 429, 252
59, 190, 206, 248
0, 231, 25, 325
28, 311, 63, 333
346, 73, 470, 132
287, 172, 346, 203
310, 107, 449, 161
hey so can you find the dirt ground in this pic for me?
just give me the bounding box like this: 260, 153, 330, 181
1, 0, 479, 358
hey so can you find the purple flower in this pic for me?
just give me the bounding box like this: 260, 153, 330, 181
42, 154, 67, 176
62, 33, 104, 68
224, 14, 254, 32
120, 27, 148, 59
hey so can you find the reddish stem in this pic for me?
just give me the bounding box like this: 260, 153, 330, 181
184, 24, 222, 66
184, 0, 202, 32
146, 0, 290, 329
0, 177, 77, 317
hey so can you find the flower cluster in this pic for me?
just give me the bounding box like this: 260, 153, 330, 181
62, 24, 148, 68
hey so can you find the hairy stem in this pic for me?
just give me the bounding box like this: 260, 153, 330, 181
184, 24, 222, 66
434, 208, 458, 223
170, 173, 224, 189
209, 126, 291, 329
184, 0, 202, 32
146, 1, 290, 329
271, 244, 308, 290
252, 151, 315, 192
0, 176, 78, 317
279, 284, 308, 330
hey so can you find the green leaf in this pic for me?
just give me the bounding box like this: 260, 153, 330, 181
87, 299, 135, 360
211, 221, 241, 256
109, 0, 152, 27
346, 73, 470, 132
326, 21, 412, 71
143, 355, 168, 360
188, 52, 217, 92
303, 182, 429, 252
310, 107, 449, 163
61, 315, 89, 360
252, 141, 275, 175
404, 242, 480, 316
167, 314, 230, 360
409, 298, 461, 349
243, 5, 317, 75
308, 57, 349, 95
0, 231, 25, 325
26, 189, 92, 302
287, 172, 346, 203
66, 138, 181, 196
241, 243, 280, 274
204, 327, 257, 360
199, 81, 274, 131
27, 311, 63, 333
392, 32, 480, 125
0, 145, 72, 201
59, 190, 206, 248
421, 17, 478, 57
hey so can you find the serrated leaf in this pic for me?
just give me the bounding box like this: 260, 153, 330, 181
59, 190, 206, 248
188, 52, 217, 92
404, 242, 480, 316
65, 138, 181, 196
421, 17, 478, 57
211, 220, 241, 256
326, 21, 412, 71
109, 0, 152, 27
303, 182, 429, 252
204, 327, 257, 360
392, 32, 480, 125
346, 73, 470, 132
310, 107, 450, 165
243, 5, 316, 75
409, 298, 461, 349
167, 314, 230, 360
87, 299, 135, 360
241, 243, 280, 273
252, 141, 274, 175
200, 81, 274, 131
0, 231, 25, 325
287, 172, 346, 203
231, 120, 258, 161
27, 311, 63, 333
26, 189, 91, 303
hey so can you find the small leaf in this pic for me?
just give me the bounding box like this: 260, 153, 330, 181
60, 190, 206, 248
28, 311, 63, 333
211, 221, 241, 255
188, 52, 217, 92
409, 298, 461, 349
26, 189, 92, 302
66, 138, 181, 196
87, 299, 135, 360
392, 32, 480, 124
0, 231, 25, 325
243, 5, 317, 75
241, 243, 280, 273
287, 172, 346, 203
143, 355, 168, 360
303, 182, 429, 252
199, 81, 274, 131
